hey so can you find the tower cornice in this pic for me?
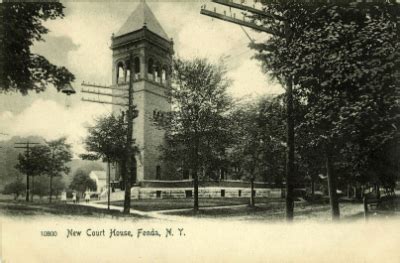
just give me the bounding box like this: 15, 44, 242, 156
111, 27, 174, 55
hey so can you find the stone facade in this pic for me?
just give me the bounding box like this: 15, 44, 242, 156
110, 2, 173, 182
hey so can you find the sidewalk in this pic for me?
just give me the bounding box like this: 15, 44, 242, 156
72, 201, 250, 222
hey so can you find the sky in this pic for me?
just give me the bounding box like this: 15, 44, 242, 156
0, 1, 284, 155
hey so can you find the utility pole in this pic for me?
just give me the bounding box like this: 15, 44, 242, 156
81, 54, 138, 214
14, 141, 40, 202
123, 54, 135, 214
200, 0, 295, 220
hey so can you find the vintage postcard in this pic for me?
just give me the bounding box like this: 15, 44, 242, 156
0, 0, 399, 262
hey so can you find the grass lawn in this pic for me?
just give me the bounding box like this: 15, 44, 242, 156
105, 197, 281, 211
0, 199, 146, 219
164, 200, 367, 221
164, 197, 400, 221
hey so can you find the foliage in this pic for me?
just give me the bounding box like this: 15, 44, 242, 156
47, 137, 73, 177
228, 96, 286, 185
290, 5, 400, 186
15, 144, 51, 178
1, 2, 75, 94
247, 2, 400, 218
3, 179, 26, 200
31, 176, 48, 198
51, 176, 66, 197
15, 138, 72, 180
81, 113, 134, 162
157, 58, 233, 181
69, 169, 97, 193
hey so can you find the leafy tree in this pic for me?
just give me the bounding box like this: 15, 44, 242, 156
51, 176, 66, 198
3, 179, 26, 200
13, 138, 71, 202
291, 4, 400, 218
228, 96, 287, 206
157, 58, 232, 211
31, 176, 48, 199
229, 96, 286, 184
81, 113, 133, 209
81, 113, 131, 164
249, 1, 400, 219
15, 144, 50, 201
69, 169, 97, 195
1, 2, 75, 94
46, 138, 72, 203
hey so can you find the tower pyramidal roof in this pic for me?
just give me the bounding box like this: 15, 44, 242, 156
115, 1, 169, 40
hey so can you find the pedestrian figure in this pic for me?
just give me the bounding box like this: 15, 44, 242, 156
85, 191, 91, 203
61, 190, 67, 203
72, 191, 77, 204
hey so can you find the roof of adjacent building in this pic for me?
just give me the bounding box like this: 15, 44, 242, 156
89, 170, 107, 180
115, 1, 169, 40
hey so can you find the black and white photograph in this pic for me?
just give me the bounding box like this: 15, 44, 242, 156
0, 0, 399, 262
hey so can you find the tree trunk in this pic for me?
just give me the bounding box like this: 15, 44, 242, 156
311, 176, 315, 198
285, 76, 295, 221
193, 139, 200, 212
107, 159, 111, 211
346, 184, 350, 198
26, 173, 30, 202
31, 176, 34, 202
250, 177, 255, 207
193, 170, 199, 212
325, 149, 340, 220
49, 174, 53, 203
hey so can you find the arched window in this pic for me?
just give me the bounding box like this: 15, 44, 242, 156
117, 62, 125, 84
126, 68, 131, 82
148, 58, 154, 80
134, 57, 140, 80
161, 67, 167, 84
154, 63, 161, 83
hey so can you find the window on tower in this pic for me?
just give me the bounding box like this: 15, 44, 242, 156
117, 62, 125, 84
126, 68, 131, 82
155, 64, 160, 83
148, 58, 154, 80
161, 68, 167, 84
134, 57, 140, 80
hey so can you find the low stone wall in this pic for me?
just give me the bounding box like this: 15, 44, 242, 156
130, 186, 282, 200
138, 179, 280, 189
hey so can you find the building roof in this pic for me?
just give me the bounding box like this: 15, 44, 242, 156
89, 170, 107, 180
115, 1, 169, 40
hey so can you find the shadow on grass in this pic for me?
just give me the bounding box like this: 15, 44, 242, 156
163, 201, 369, 222
0, 200, 147, 219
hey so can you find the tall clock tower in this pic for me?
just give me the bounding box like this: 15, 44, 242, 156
110, 1, 173, 182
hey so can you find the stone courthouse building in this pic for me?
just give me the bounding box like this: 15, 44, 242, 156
110, 1, 173, 183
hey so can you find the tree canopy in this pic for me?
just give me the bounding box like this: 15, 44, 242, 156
1, 2, 75, 94
69, 169, 97, 193
157, 58, 233, 210
248, 1, 400, 218
81, 113, 132, 163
